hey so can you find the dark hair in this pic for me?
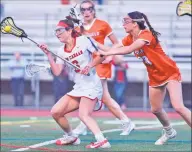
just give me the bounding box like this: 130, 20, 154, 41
128, 11, 161, 43
59, 19, 81, 37
65, 16, 84, 35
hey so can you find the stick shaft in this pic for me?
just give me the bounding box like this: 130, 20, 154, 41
26, 37, 81, 70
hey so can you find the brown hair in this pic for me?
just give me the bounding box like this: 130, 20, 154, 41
128, 11, 161, 44
59, 19, 81, 37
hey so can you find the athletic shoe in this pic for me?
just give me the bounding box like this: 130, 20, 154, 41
120, 121, 135, 135
86, 139, 111, 149
73, 123, 88, 136
155, 129, 177, 145
56, 134, 81, 145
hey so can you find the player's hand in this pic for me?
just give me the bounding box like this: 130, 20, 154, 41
98, 50, 110, 56
39, 44, 50, 55
80, 65, 91, 75
102, 56, 113, 64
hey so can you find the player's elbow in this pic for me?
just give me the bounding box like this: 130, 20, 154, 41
52, 69, 61, 76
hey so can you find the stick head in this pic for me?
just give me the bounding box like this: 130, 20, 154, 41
176, 0, 192, 17
1, 17, 28, 37
25, 62, 50, 77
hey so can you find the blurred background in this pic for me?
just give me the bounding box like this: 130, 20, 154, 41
0, 0, 191, 111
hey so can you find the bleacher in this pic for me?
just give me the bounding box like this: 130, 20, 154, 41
1, 0, 191, 82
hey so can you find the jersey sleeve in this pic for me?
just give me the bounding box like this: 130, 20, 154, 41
121, 35, 132, 46
86, 36, 98, 53
104, 21, 113, 37
138, 30, 153, 45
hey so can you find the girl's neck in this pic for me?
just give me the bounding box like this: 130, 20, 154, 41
84, 18, 95, 25
65, 37, 75, 50
130, 28, 142, 40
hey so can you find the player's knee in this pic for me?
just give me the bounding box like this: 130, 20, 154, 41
151, 107, 162, 114
173, 105, 185, 114
50, 108, 61, 120
78, 112, 91, 122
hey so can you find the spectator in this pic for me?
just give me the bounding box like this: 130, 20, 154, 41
52, 64, 69, 103
3, 52, 28, 106
112, 55, 128, 110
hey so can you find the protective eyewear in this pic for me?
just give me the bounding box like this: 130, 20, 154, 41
80, 7, 94, 13
55, 28, 66, 36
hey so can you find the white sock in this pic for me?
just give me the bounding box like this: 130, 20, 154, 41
95, 133, 105, 142
120, 118, 130, 125
79, 121, 87, 129
163, 125, 174, 135
67, 131, 74, 136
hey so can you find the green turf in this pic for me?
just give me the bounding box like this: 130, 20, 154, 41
1, 116, 191, 152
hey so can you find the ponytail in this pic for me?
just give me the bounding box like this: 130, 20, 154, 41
141, 13, 161, 43
65, 16, 82, 37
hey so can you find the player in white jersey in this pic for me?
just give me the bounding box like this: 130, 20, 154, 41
39, 19, 111, 149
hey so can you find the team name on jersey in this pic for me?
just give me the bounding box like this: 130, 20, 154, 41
86, 32, 100, 37
134, 50, 152, 65
65, 50, 83, 61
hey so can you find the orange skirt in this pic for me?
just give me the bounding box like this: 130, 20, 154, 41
96, 63, 112, 79
149, 72, 182, 87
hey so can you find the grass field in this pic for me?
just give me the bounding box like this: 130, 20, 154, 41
0, 110, 191, 152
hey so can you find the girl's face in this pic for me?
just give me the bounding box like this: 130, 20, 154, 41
80, 2, 95, 22
122, 16, 137, 33
55, 28, 71, 43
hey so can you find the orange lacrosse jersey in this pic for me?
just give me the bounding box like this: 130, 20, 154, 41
122, 29, 181, 87
79, 18, 113, 78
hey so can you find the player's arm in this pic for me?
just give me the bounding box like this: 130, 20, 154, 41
81, 52, 105, 75
88, 53, 105, 68
99, 39, 146, 56
39, 44, 63, 76
47, 54, 63, 76
96, 41, 123, 52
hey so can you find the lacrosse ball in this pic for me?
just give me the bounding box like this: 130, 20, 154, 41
4, 26, 11, 32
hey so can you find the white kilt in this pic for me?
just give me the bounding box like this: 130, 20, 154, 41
67, 80, 103, 101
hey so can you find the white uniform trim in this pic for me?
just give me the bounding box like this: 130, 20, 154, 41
106, 31, 113, 37
149, 80, 182, 88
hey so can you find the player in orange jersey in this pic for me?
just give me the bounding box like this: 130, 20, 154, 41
73, 0, 135, 136
98, 11, 191, 145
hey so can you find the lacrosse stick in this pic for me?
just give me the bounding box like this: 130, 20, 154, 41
0, 17, 90, 76
25, 63, 50, 77
176, 0, 191, 17
67, 5, 104, 57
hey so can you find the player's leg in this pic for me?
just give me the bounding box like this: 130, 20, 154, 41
166, 81, 191, 127
78, 97, 110, 149
51, 95, 80, 145
149, 86, 177, 145
101, 79, 135, 135
74, 78, 135, 136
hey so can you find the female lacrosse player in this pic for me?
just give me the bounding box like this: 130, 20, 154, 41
97, 11, 192, 145
39, 19, 111, 149
73, 0, 135, 136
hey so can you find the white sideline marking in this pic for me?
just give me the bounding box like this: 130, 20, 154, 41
11, 140, 57, 151
103, 120, 160, 125
102, 121, 186, 133
11, 121, 186, 151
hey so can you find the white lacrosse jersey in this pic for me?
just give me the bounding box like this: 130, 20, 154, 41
56, 35, 102, 92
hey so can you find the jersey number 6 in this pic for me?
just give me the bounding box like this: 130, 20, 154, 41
72, 60, 81, 73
